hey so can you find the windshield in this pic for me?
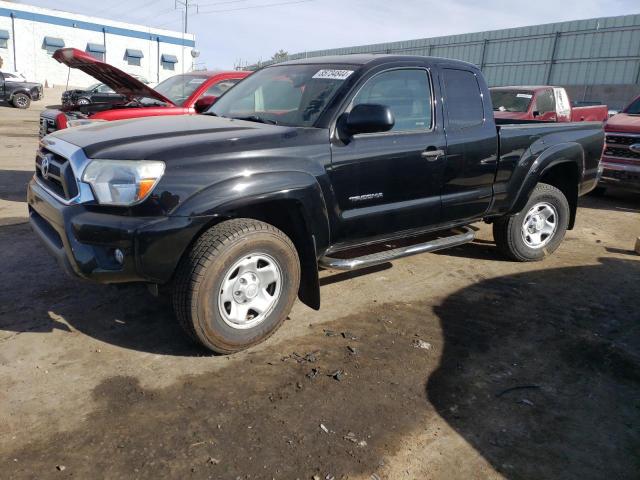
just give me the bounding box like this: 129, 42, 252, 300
209, 64, 358, 127
490, 90, 534, 113
154, 74, 209, 106
624, 96, 640, 115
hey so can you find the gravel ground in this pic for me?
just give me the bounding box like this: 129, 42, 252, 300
0, 91, 639, 480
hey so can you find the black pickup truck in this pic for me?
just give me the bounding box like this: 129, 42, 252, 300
0, 71, 42, 109
27, 55, 603, 353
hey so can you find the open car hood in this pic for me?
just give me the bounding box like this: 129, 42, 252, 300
53, 48, 174, 106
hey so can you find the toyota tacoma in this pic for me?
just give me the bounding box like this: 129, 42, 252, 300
27, 55, 604, 353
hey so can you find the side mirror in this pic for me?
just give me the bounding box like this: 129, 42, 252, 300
344, 104, 395, 136
194, 95, 218, 113
532, 110, 540, 117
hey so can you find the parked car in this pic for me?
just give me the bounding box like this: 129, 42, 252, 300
28, 54, 604, 353
491, 86, 608, 123
61, 75, 153, 106
0, 71, 43, 109
597, 94, 640, 193
40, 48, 250, 136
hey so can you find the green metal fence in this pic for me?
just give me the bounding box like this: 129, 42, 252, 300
251, 14, 640, 108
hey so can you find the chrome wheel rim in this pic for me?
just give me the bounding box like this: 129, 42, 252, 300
77, 99, 89, 105
521, 202, 558, 249
218, 252, 282, 329
15, 96, 27, 107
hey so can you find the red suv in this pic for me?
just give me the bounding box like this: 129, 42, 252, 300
40, 48, 250, 137
597, 94, 640, 193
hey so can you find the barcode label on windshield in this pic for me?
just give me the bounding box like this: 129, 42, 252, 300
312, 69, 354, 80
516, 93, 533, 99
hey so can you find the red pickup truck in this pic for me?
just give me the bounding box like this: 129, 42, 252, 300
491, 86, 608, 123
597, 94, 640, 193
40, 48, 250, 137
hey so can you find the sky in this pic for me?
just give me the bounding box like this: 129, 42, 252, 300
20, 0, 640, 69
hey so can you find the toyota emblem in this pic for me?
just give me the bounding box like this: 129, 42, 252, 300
40, 156, 50, 179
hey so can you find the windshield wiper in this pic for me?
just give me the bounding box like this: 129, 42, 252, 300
232, 115, 278, 125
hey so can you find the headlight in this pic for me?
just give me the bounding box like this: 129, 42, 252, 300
66, 118, 107, 128
82, 160, 165, 206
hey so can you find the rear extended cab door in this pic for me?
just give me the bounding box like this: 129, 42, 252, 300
439, 66, 498, 221
0, 72, 5, 99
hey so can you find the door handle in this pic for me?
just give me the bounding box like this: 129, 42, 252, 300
421, 149, 445, 160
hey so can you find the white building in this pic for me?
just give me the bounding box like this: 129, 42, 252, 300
0, 0, 195, 87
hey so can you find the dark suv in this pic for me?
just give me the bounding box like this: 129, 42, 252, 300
0, 71, 43, 109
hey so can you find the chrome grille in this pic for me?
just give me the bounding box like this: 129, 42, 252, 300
39, 116, 57, 138
35, 148, 79, 201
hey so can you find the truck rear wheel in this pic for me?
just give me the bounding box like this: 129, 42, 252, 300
12, 93, 31, 109
172, 219, 300, 354
493, 183, 569, 262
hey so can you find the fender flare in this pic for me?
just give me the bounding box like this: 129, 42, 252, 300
508, 141, 584, 216
8, 88, 32, 102
174, 170, 331, 310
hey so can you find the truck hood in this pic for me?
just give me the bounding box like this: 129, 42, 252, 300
49, 114, 319, 160
53, 48, 173, 106
605, 113, 640, 134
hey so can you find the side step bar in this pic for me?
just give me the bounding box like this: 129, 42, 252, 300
319, 226, 475, 271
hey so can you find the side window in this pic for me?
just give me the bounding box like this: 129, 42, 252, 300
96, 84, 114, 94
203, 79, 240, 97
442, 68, 484, 130
535, 90, 556, 114
351, 69, 432, 132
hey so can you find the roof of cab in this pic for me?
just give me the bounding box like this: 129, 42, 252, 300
491, 86, 559, 91
275, 54, 478, 70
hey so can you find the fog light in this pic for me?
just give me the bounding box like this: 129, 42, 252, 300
114, 249, 124, 265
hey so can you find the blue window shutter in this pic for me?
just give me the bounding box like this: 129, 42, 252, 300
125, 48, 144, 59
43, 36, 65, 48
161, 54, 178, 64
86, 43, 106, 53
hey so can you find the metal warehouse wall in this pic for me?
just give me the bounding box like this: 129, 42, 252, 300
255, 14, 640, 110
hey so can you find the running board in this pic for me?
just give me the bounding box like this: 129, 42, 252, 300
319, 227, 475, 271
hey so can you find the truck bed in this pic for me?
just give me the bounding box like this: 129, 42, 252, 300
495, 120, 605, 198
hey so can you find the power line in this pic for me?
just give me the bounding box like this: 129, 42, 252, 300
198, 0, 314, 15
196, 0, 252, 6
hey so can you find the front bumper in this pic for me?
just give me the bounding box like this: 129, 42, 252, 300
599, 159, 640, 192
27, 178, 207, 284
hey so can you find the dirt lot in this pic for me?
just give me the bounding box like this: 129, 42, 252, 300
0, 92, 639, 480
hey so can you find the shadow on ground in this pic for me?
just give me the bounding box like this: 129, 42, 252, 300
429, 257, 640, 480
1, 219, 639, 478
579, 188, 640, 213
0, 169, 33, 202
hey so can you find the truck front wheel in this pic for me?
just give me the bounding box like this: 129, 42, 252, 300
12, 93, 31, 109
172, 219, 300, 354
493, 183, 570, 262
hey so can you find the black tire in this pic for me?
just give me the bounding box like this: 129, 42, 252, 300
12, 93, 31, 109
172, 219, 300, 354
493, 183, 570, 262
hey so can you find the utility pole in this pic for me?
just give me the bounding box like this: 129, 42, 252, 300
174, 0, 198, 34
174, 0, 198, 73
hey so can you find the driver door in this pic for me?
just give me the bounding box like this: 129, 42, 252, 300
329, 68, 446, 243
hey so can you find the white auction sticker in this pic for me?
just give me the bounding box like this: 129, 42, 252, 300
312, 69, 354, 80
516, 93, 533, 99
